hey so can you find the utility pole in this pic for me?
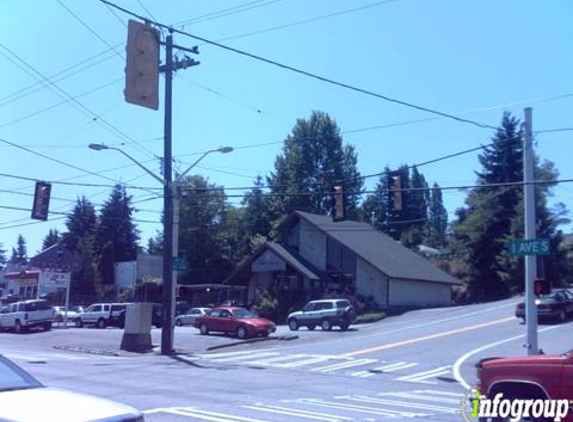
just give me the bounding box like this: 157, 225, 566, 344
523, 107, 538, 356
161, 33, 175, 355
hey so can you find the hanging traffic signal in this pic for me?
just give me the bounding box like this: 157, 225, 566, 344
124, 20, 160, 110
31, 181, 51, 221
389, 172, 402, 212
332, 185, 346, 222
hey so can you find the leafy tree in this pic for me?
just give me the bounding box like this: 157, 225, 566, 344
95, 185, 139, 263
42, 229, 61, 251
9, 234, 27, 265
267, 111, 363, 223
62, 197, 97, 252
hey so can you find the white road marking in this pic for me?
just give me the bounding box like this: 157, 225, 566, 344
295, 398, 425, 417
208, 352, 280, 363
311, 358, 377, 373
343, 395, 459, 414
145, 407, 271, 422
243, 404, 351, 421
395, 365, 452, 383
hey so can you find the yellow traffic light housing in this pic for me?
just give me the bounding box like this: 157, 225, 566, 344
333, 185, 346, 222
125, 20, 160, 110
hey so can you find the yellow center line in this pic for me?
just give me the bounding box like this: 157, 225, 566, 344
344, 316, 517, 357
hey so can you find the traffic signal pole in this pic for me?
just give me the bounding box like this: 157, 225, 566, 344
523, 107, 538, 356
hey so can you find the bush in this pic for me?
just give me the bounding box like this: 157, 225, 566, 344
355, 312, 387, 324
251, 288, 279, 320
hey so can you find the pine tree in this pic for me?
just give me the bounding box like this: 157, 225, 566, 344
95, 185, 139, 263
63, 197, 97, 252
240, 175, 273, 252
427, 183, 448, 247
42, 229, 61, 251
9, 235, 28, 265
267, 111, 363, 223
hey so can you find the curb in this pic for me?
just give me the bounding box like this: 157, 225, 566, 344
53, 345, 123, 357
206, 334, 299, 351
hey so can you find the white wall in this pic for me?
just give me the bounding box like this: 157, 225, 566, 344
389, 279, 452, 307
298, 219, 327, 271
355, 258, 388, 307
115, 261, 137, 290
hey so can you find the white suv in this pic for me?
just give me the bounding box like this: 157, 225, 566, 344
287, 299, 356, 331
74, 303, 126, 329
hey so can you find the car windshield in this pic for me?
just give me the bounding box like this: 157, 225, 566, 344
0, 356, 43, 392
23, 301, 51, 311
232, 309, 258, 319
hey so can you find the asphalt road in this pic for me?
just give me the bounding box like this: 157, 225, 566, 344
2, 297, 572, 422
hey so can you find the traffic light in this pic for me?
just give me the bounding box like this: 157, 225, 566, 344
534, 279, 551, 296
388, 172, 402, 212
124, 20, 160, 110
332, 185, 346, 222
31, 181, 51, 221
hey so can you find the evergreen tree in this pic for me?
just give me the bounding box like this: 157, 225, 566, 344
360, 166, 391, 230
71, 236, 99, 304
9, 235, 27, 265
0, 243, 6, 267
453, 113, 524, 301
95, 185, 139, 263
427, 183, 448, 247
240, 175, 273, 254
267, 111, 363, 223
42, 229, 61, 251
63, 197, 97, 252
400, 166, 429, 248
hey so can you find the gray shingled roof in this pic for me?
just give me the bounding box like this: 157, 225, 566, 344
295, 211, 460, 285
266, 242, 321, 281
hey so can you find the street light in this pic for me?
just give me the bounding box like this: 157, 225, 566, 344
89, 143, 232, 354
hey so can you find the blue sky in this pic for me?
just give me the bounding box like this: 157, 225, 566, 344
1, 0, 572, 257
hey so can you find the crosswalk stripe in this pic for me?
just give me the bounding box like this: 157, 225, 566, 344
383, 392, 461, 404
243, 405, 347, 421
249, 353, 309, 365
345, 395, 459, 413
199, 350, 271, 359
395, 365, 451, 382
161, 407, 272, 422
243, 404, 354, 421
209, 352, 280, 363
311, 358, 377, 373
296, 398, 426, 417
421, 389, 465, 397
277, 356, 333, 368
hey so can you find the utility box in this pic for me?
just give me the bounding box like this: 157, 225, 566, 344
120, 303, 152, 352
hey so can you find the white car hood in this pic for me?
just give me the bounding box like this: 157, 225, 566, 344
0, 387, 140, 422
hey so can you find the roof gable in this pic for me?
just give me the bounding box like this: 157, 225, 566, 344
294, 211, 459, 285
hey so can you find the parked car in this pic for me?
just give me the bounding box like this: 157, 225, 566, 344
0, 299, 55, 333
515, 288, 573, 323
194, 307, 276, 339
0, 354, 144, 422
175, 307, 211, 326
74, 303, 127, 328
54, 305, 84, 323
477, 350, 573, 422
287, 299, 356, 331
116, 303, 163, 329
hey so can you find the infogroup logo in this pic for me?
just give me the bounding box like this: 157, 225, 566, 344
460, 388, 570, 422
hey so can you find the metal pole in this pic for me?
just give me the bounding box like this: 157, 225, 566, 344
161, 33, 174, 355
172, 185, 179, 317
63, 277, 70, 328
524, 107, 538, 355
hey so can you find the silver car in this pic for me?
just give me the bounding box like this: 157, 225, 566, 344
0, 354, 144, 422
175, 307, 211, 326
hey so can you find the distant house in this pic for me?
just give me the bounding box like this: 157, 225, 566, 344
224, 211, 460, 309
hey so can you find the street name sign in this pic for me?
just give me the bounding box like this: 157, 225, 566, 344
508, 239, 550, 257
172, 257, 188, 272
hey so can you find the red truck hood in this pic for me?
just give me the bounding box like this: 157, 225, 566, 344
483, 354, 569, 367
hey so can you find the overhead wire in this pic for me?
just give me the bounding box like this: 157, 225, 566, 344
99, 0, 497, 131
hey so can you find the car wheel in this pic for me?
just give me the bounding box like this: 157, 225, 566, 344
288, 318, 299, 331
176, 319, 183, 327
321, 319, 332, 331
307, 325, 316, 331
235, 326, 248, 340
340, 321, 350, 331
14, 319, 24, 334
43, 322, 52, 331
96, 318, 106, 329
75, 318, 83, 328
199, 323, 209, 335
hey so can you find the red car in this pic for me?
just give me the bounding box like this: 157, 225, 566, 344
194, 307, 276, 339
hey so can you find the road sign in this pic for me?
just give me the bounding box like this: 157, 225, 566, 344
508, 239, 550, 257
172, 257, 188, 272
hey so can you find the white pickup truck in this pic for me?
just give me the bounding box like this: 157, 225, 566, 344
0, 299, 55, 333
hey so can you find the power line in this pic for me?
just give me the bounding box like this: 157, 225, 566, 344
536, 127, 573, 134
0, 43, 157, 160
99, 0, 497, 131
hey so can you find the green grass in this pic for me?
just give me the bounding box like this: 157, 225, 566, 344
355, 311, 387, 324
